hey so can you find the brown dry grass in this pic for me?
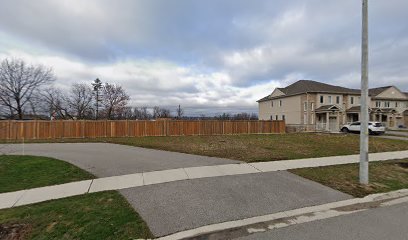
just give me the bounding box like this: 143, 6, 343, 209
291, 159, 408, 197
1, 133, 407, 162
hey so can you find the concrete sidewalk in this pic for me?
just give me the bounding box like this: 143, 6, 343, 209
1, 150, 407, 210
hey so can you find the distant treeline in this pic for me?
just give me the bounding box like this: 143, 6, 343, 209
0, 58, 258, 120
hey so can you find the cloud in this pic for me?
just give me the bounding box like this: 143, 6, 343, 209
0, 0, 407, 116
0, 49, 279, 115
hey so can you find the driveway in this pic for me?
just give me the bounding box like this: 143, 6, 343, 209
1, 143, 352, 237
1, 143, 239, 177
121, 171, 351, 237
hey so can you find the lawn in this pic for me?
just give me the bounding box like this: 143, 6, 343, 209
0, 191, 153, 240
290, 159, 408, 198
0, 155, 94, 193
1, 133, 407, 162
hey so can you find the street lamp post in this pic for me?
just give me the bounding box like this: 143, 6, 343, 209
360, 0, 369, 184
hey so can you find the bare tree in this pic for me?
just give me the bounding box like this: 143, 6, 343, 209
153, 106, 161, 119
66, 83, 94, 119
0, 58, 55, 119
250, 113, 258, 120
152, 106, 172, 119
42, 87, 73, 119
233, 112, 251, 120
101, 83, 130, 119
215, 113, 231, 120
116, 106, 133, 119
139, 106, 151, 120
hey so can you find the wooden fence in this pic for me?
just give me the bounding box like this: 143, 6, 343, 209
0, 120, 285, 140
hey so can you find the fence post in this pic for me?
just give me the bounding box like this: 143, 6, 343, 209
198, 120, 201, 136
34, 120, 37, 139
168, 120, 170, 136
8, 120, 11, 140
126, 119, 129, 137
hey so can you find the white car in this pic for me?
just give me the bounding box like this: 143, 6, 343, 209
341, 121, 385, 135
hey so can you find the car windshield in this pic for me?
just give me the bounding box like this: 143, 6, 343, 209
374, 122, 383, 127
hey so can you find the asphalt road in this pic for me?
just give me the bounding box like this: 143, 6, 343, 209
121, 171, 351, 237
1, 143, 239, 177
237, 202, 408, 240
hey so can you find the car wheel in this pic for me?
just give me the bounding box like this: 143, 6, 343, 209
368, 129, 373, 135
341, 127, 349, 133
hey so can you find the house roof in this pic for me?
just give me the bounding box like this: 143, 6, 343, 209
278, 80, 359, 95
315, 105, 341, 112
368, 86, 392, 97
347, 106, 362, 112
257, 80, 359, 102
347, 106, 400, 113
257, 80, 408, 103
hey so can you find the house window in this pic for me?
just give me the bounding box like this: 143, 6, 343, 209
328, 96, 332, 104
303, 113, 307, 124
351, 96, 354, 105
336, 96, 340, 104
304, 102, 308, 111
311, 102, 315, 111
375, 101, 381, 108
271, 101, 273, 107
320, 96, 324, 103
275, 115, 278, 120
385, 101, 390, 108
282, 115, 285, 121
395, 102, 398, 108
279, 100, 282, 107
311, 114, 315, 124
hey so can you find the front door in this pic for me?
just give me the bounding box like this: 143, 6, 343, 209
329, 117, 337, 132
389, 117, 394, 128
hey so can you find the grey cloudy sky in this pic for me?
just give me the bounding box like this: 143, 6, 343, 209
0, 0, 407, 116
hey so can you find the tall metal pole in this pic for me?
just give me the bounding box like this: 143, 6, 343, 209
360, 0, 369, 184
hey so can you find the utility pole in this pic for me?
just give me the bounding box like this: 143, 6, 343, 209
177, 104, 184, 119
360, 0, 369, 184
92, 78, 103, 120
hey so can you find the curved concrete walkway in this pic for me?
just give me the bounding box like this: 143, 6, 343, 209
0, 143, 240, 177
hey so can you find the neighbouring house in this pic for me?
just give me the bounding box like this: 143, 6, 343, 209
257, 80, 408, 132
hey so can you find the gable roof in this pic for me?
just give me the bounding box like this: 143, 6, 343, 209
257, 80, 359, 102
257, 80, 408, 103
315, 105, 341, 112
278, 80, 359, 95
368, 86, 392, 97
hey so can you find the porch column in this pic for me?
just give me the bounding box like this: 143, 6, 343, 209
337, 112, 340, 130
326, 112, 330, 131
